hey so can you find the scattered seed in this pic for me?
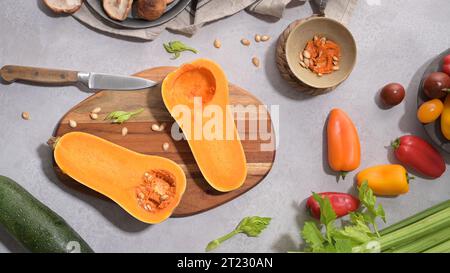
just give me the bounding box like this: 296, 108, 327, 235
333, 61, 339, 66
213, 39, 221, 48
91, 107, 101, 114
21, 112, 30, 120
144, 204, 152, 211
313, 35, 319, 41
304, 58, 310, 67
122, 127, 128, 136
303, 50, 311, 59
137, 192, 145, 199
160, 194, 169, 201
320, 37, 327, 44
332, 66, 340, 71
144, 172, 150, 177
151, 124, 160, 131
159, 123, 166, 131
255, 34, 261, 42
261, 35, 271, 42
318, 73, 323, 77
252, 57, 260, 68
69, 120, 77, 128
299, 52, 304, 61
90, 113, 98, 120
241, 38, 250, 46
162, 142, 169, 151
300, 61, 306, 68
332, 56, 339, 61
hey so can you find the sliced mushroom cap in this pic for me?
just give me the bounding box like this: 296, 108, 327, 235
136, 0, 167, 21
43, 0, 83, 14
103, 0, 134, 21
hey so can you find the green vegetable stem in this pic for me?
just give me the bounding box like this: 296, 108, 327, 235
206, 216, 271, 252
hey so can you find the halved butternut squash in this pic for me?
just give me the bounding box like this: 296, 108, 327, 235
161, 59, 247, 192
54, 132, 186, 224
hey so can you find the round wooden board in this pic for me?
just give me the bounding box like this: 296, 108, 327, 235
53, 66, 276, 217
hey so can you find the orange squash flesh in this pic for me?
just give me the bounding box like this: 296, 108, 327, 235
162, 59, 247, 192
54, 132, 186, 224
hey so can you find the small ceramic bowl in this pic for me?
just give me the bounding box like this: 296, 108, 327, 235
285, 17, 357, 89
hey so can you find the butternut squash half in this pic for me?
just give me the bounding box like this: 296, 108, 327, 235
161, 59, 247, 192
54, 132, 186, 224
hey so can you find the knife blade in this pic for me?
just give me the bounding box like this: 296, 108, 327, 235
0, 65, 157, 91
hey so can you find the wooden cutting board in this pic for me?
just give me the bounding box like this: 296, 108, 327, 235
53, 67, 276, 217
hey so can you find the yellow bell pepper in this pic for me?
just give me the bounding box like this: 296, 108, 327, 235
356, 164, 410, 196
441, 95, 450, 140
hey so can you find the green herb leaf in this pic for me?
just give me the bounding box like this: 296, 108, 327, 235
236, 216, 272, 236
105, 108, 144, 124
301, 221, 325, 252
163, 41, 198, 59
205, 216, 271, 252
312, 193, 336, 226
358, 180, 386, 236
334, 239, 353, 253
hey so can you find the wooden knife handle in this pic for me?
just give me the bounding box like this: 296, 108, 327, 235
0, 65, 78, 84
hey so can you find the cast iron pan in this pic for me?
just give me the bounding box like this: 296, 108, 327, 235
85, 0, 192, 29
417, 48, 450, 153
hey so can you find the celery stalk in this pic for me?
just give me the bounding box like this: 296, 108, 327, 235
386, 227, 450, 253
379, 200, 450, 236
423, 240, 450, 253
354, 207, 450, 253
378, 207, 450, 251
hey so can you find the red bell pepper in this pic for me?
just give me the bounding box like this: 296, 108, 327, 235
391, 135, 446, 178
306, 192, 360, 219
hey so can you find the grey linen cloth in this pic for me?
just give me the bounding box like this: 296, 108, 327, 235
72, 0, 357, 41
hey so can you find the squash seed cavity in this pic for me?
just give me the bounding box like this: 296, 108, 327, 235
136, 170, 176, 212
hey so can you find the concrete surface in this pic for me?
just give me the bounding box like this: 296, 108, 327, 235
0, 0, 449, 253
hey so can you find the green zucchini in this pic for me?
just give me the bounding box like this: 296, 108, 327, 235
0, 175, 94, 253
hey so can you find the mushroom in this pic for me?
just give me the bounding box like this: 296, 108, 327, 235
43, 0, 83, 14
103, 0, 134, 21
136, 0, 167, 21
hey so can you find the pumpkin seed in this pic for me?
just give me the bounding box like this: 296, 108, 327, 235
90, 113, 98, 120
162, 142, 169, 151
213, 39, 221, 48
255, 34, 261, 42
303, 50, 311, 59
122, 127, 128, 136
332, 66, 340, 71
300, 61, 306, 68
252, 57, 260, 68
21, 112, 30, 120
241, 39, 250, 46
261, 35, 270, 42
332, 56, 339, 61
69, 120, 77, 128
91, 107, 101, 114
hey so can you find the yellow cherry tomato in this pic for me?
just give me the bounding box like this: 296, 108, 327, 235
417, 99, 444, 123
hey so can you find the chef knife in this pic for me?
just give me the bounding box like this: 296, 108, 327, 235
0, 65, 157, 90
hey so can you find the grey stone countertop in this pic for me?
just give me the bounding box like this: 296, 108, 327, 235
0, 0, 449, 253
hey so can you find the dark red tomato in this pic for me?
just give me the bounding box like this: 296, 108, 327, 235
423, 72, 450, 99
392, 135, 446, 178
443, 54, 450, 65
380, 83, 405, 106
306, 192, 360, 220
442, 64, 450, 77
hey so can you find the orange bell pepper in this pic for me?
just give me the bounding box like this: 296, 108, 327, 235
327, 108, 361, 179
356, 164, 410, 196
